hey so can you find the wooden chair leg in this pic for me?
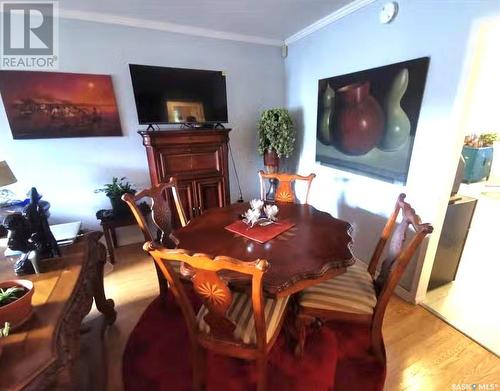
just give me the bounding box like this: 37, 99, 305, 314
256, 355, 268, 391
153, 261, 169, 301
294, 313, 316, 357
283, 303, 298, 351
192, 344, 206, 391
295, 315, 306, 357
371, 327, 386, 364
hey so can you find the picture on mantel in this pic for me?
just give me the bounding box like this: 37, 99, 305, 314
316, 57, 430, 184
0, 70, 122, 139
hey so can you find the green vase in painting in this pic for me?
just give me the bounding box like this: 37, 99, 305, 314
318, 83, 335, 145
379, 68, 411, 151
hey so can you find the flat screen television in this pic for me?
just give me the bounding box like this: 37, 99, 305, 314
129, 64, 228, 125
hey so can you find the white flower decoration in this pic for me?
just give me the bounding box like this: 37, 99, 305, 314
244, 208, 261, 227
264, 204, 279, 221
249, 198, 264, 211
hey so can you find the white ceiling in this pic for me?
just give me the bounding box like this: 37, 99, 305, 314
59, 0, 356, 42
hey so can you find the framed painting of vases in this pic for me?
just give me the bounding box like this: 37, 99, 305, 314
316, 57, 430, 184
0, 71, 122, 139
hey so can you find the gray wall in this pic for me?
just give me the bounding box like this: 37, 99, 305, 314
0, 19, 285, 242
284, 0, 500, 295
3, 1, 500, 290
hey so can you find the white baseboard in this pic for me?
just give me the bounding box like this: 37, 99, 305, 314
394, 285, 416, 303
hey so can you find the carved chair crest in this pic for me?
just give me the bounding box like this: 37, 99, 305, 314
258, 171, 316, 204
122, 177, 186, 247
371, 193, 433, 295
192, 269, 236, 338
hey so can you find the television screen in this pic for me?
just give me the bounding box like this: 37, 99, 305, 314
129, 64, 228, 125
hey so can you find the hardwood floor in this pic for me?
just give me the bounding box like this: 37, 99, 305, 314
94, 243, 500, 391
422, 185, 500, 357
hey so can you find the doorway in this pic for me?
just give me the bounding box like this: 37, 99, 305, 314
422, 18, 500, 357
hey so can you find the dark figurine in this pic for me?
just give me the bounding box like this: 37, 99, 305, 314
4, 212, 36, 274
24, 188, 60, 257
0, 224, 7, 238
4, 187, 60, 275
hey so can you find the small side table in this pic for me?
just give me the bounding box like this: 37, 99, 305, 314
96, 204, 149, 264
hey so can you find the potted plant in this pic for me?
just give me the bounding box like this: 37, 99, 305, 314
257, 108, 295, 173
462, 132, 498, 183
0, 279, 34, 329
95, 177, 136, 216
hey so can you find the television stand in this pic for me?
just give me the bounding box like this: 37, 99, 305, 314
146, 124, 160, 131
196, 123, 226, 129
145, 123, 227, 130
138, 128, 231, 227
180, 123, 226, 129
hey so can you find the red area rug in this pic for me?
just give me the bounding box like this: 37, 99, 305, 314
123, 295, 385, 391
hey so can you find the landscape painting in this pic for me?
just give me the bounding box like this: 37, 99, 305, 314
0, 71, 122, 139
316, 57, 430, 184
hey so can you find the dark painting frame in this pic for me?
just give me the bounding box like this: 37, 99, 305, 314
0, 70, 122, 139
316, 57, 430, 184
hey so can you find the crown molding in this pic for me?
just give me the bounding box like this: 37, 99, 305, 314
284, 0, 377, 45
59, 0, 376, 49
59, 9, 283, 47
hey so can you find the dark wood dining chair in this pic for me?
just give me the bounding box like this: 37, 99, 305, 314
258, 171, 316, 204
122, 177, 190, 294
144, 243, 290, 391
295, 193, 433, 362
122, 176, 187, 242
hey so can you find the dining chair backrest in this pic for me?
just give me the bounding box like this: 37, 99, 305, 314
367, 193, 433, 322
258, 171, 316, 204
144, 242, 270, 350
122, 177, 187, 247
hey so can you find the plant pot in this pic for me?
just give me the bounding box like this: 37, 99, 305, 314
109, 195, 132, 217
333, 81, 385, 156
0, 279, 34, 329
263, 150, 279, 201
462, 146, 494, 183
263, 150, 280, 174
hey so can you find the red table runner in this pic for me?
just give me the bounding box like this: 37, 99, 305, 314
224, 219, 295, 244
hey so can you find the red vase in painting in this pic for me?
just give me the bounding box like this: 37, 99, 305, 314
333, 81, 385, 156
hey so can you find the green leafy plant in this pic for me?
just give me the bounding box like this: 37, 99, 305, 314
0, 286, 26, 307
0, 322, 10, 337
94, 177, 136, 198
257, 108, 295, 158
479, 133, 498, 147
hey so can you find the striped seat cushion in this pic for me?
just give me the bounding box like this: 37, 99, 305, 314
299, 263, 377, 315
197, 292, 289, 345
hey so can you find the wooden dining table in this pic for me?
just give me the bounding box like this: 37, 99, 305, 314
173, 202, 355, 298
